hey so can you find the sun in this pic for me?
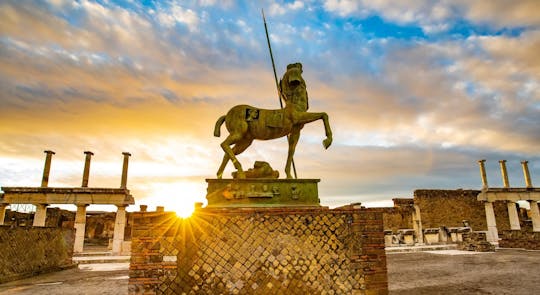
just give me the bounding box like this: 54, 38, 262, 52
174, 202, 195, 218
148, 181, 205, 218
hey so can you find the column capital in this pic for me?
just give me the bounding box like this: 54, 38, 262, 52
84, 151, 94, 155
44, 150, 56, 155
122, 152, 131, 157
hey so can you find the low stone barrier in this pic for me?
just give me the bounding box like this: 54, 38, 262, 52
458, 232, 495, 252
499, 230, 540, 250
0, 226, 75, 283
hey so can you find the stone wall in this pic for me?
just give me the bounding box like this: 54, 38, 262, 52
129, 207, 388, 295
0, 226, 75, 283
413, 189, 510, 231
382, 198, 414, 232
3, 209, 133, 244
499, 230, 540, 250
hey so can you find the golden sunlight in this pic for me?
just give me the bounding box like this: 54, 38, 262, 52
147, 182, 205, 218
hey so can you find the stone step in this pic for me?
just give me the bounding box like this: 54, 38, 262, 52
72, 255, 131, 264
386, 244, 458, 253
75, 251, 113, 257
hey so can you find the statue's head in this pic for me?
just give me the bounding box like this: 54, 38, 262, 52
286, 62, 303, 72
285, 63, 303, 87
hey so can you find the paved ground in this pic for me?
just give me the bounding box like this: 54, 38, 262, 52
0, 264, 129, 295
387, 249, 540, 294
1, 249, 539, 294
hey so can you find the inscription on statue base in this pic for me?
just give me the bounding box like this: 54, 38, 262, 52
205, 178, 320, 207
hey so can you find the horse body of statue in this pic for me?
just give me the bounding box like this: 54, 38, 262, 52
214, 62, 332, 179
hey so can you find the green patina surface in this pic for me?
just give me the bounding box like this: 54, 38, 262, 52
206, 178, 320, 207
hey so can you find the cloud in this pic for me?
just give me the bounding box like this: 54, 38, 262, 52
269, 1, 305, 16
323, 0, 540, 34
1, 1, 539, 210
157, 2, 200, 32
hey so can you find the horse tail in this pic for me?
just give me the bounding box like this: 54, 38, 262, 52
214, 115, 226, 137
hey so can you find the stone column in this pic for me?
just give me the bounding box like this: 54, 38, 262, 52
478, 159, 488, 189
41, 150, 55, 187
112, 205, 127, 254
529, 201, 540, 232
0, 204, 8, 225
499, 160, 510, 188
412, 205, 424, 245
120, 152, 131, 189
82, 151, 94, 187
484, 202, 499, 242
521, 161, 533, 188
33, 203, 48, 227
507, 201, 521, 230
74, 204, 88, 253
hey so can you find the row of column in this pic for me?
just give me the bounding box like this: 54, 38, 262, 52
484, 200, 540, 242
478, 159, 533, 189
41, 150, 131, 188
73, 204, 128, 254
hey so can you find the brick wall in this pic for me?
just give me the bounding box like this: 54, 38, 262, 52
382, 199, 414, 232
499, 230, 540, 250
129, 207, 388, 295
0, 226, 75, 283
413, 189, 510, 231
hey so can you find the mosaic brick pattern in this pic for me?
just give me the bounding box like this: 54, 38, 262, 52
129, 208, 388, 295
0, 226, 74, 283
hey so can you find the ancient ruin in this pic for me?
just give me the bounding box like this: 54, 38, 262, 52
0, 150, 135, 254
380, 159, 539, 251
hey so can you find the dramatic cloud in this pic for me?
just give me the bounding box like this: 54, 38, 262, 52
1, 0, 539, 211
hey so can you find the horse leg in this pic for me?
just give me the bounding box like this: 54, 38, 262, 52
220, 133, 248, 178
216, 154, 229, 179
285, 128, 301, 179
216, 139, 253, 179
294, 112, 333, 149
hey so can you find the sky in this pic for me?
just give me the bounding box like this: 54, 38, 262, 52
1, 0, 539, 213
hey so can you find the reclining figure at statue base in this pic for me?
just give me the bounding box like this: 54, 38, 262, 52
232, 161, 279, 179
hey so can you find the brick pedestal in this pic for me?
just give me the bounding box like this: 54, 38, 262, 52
129, 207, 388, 294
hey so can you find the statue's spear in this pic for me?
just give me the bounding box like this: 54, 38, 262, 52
262, 9, 298, 179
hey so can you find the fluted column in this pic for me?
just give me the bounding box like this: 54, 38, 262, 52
120, 152, 131, 189
521, 161, 533, 188
499, 160, 510, 188
82, 151, 93, 187
478, 159, 488, 189
74, 204, 88, 253
41, 150, 55, 187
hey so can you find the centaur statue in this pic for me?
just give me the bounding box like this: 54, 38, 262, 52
214, 62, 332, 179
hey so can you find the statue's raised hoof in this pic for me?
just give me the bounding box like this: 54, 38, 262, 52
323, 138, 332, 149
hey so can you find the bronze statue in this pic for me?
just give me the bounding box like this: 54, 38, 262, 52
214, 63, 332, 179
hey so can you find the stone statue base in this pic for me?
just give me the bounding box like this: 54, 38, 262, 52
205, 178, 320, 208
